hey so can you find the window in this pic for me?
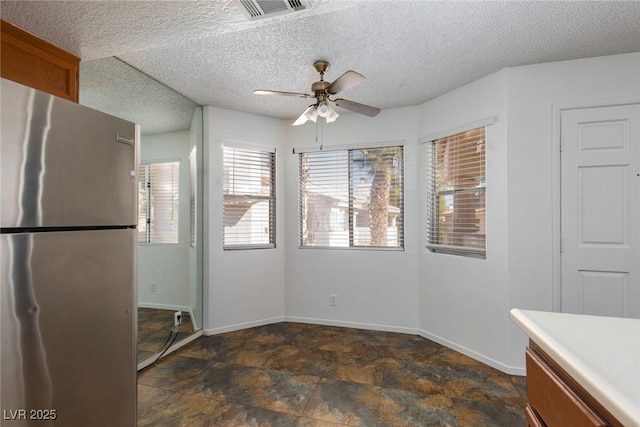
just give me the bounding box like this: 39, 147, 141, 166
426, 125, 486, 257
138, 161, 180, 244
223, 144, 275, 249
298, 145, 404, 249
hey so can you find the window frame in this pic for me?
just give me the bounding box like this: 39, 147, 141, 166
138, 159, 180, 245
222, 142, 276, 250
189, 147, 197, 248
296, 142, 405, 251
423, 118, 493, 259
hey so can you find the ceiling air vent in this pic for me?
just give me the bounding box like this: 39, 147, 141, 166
237, 0, 308, 20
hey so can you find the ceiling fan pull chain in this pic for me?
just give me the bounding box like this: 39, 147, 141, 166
315, 115, 322, 150
320, 116, 325, 151
314, 114, 325, 150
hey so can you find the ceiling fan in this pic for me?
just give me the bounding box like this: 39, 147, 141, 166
254, 60, 380, 126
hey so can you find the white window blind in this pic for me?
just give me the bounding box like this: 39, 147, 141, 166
223, 145, 275, 249
138, 161, 180, 244
299, 145, 404, 249
426, 126, 486, 257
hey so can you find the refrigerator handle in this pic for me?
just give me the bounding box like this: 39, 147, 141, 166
116, 133, 135, 146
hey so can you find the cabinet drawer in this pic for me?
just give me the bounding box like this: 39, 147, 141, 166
526, 348, 607, 427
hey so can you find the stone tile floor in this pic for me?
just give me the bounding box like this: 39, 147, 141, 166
137, 322, 526, 426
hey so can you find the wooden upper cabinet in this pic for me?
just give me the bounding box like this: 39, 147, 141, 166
1, 20, 80, 102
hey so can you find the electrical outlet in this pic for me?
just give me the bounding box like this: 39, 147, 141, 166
174, 311, 182, 327
330, 294, 337, 306
150, 282, 156, 292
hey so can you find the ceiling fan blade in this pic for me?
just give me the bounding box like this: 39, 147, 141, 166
254, 90, 311, 98
333, 98, 380, 117
327, 70, 365, 95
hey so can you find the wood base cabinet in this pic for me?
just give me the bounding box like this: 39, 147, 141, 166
1, 20, 79, 102
525, 404, 545, 427
525, 341, 622, 427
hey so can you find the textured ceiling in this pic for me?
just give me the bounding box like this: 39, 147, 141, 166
79, 57, 198, 135
2, 1, 640, 132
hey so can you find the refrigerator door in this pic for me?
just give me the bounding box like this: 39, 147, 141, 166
1, 78, 138, 228
1, 229, 136, 427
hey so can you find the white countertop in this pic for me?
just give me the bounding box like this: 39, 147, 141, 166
510, 309, 640, 427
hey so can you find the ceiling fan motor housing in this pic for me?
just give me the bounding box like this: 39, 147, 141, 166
312, 80, 330, 95
312, 60, 331, 98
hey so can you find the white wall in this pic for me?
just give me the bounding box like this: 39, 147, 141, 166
203, 106, 287, 333
417, 69, 511, 372
138, 130, 191, 310
505, 52, 640, 370
200, 52, 640, 374
284, 107, 421, 332
415, 53, 640, 374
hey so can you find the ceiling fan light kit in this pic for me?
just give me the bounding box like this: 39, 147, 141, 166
293, 105, 317, 126
316, 100, 339, 123
253, 60, 380, 127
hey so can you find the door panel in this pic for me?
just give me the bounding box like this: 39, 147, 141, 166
1, 229, 136, 426
577, 271, 628, 317
578, 165, 627, 245
561, 104, 640, 318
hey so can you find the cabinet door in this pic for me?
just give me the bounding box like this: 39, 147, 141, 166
1, 20, 79, 102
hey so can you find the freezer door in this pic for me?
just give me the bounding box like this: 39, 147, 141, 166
1, 229, 136, 427
1, 79, 138, 228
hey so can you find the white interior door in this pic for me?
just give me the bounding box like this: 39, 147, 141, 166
561, 104, 640, 318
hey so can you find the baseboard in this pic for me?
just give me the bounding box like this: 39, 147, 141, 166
137, 329, 203, 371
203, 316, 285, 336
417, 328, 526, 376
138, 302, 191, 312
204, 315, 416, 337
284, 315, 420, 335
204, 316, 417, 336
201, 316, 525, 376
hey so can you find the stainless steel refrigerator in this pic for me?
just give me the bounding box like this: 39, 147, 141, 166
1, 78, 137, 426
